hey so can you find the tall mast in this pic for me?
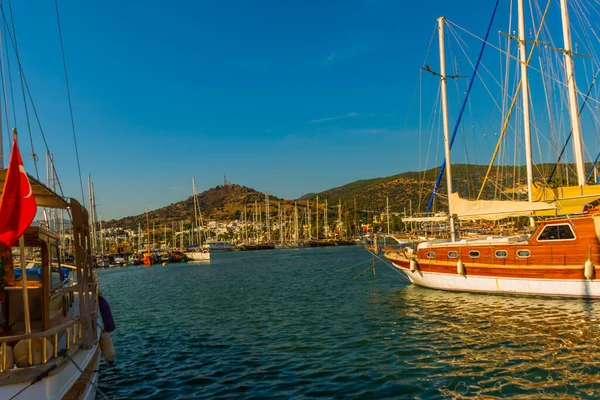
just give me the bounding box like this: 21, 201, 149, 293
265, 193, 270, 242
279, 202, 283, 244
87, 174, 94, 252
306, 200, 311, 240
517, 0, 535, 203
438, 16, 456, 242
146, 205, 151, 255
354, 196, 357, 238
338, 199, 342, 239
560, 0, 586, 185
192, 177, 198, 246
386, 196, 390, 235
324, 199, 328, 237
294, 202, 298, 244
316, 196, 319, 241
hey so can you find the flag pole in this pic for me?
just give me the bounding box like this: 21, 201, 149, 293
19, 235, 32, 366
14, 129, 33, 365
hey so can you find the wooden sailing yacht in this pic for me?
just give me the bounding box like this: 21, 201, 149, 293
385, 0, 600, 298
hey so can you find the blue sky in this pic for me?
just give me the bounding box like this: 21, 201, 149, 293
6, 1, 600, 219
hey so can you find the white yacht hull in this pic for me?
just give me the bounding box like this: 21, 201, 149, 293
186, 251, 210, 261
0, 344, 101, 400
393, 263, 600, 298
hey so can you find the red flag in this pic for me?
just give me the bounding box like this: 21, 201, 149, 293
0, 139, 37, 247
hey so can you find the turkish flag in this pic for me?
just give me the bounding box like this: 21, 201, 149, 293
0, 138, 37, 247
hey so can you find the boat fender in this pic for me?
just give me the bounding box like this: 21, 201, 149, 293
100, 331, 116, 364
14, 339, 53, 367
409, 258, 418, 272
585, 260, 594, 280
457, 260, 465, 276
98, 295, 116, 333
0, 345, 13, 370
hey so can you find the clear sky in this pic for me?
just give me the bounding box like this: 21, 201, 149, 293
6, 1, 600, 219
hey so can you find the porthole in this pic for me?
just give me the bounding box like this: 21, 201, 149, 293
426, 251, 435, 259
495, 250, 508, 258
468, 250, 480, 258
517, 249, 531, 258
448, 251, 458, 259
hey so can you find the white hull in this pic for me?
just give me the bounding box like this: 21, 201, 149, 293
394, 264, 600, 298
186, 251, 210, 261
0, 344, 100, 399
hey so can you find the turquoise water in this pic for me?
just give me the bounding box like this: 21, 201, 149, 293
97, 247, 600, 399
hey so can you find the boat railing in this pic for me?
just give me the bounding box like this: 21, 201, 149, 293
0, 316, 83, 372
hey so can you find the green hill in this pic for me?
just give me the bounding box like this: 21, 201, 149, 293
104, 162, 585, 229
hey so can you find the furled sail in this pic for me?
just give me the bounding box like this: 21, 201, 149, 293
449, 193, 556, 220
531, 185, 600, 216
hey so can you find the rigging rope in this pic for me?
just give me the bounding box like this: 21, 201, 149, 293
425, 0, 500, 213
54, 0, 86, 204
5, 0, 39, 180
0, 4, 67, 198
547, 68, 600, 183
477, 0, 552, 200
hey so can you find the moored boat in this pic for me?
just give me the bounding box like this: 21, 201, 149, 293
0, 139, 112, 398
184, 246, 210, 261
384, 1, 600, 298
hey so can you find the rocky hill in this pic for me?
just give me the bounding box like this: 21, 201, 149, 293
104, 162, 583, 230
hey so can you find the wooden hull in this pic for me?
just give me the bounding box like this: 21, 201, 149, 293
384, 215, 600, 298
387, 254, 600, 297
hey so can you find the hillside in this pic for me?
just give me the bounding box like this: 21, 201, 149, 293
104, 162, 584, 229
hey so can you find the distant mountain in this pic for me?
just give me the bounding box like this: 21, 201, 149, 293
103, 163, 584, 230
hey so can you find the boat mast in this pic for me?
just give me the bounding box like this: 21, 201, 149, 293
438, 16, 456, 242
294, 202, 298, 244
517, 0, 535, 202
324, 199, 328, 238
559, 0, 586, 185
192, 177, 198, 246
386, 196, 390, 235
307, 200, 311, 240
146, 205, 151, 255
517, 0, 536, 228
279, 202, 283, 245
316, 196, 319, 241
266, 193, 270, 242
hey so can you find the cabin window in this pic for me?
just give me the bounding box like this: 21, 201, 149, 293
517, 250, 531, 258
11, 245, 44, 287
495, 250, 508, 258
448, 251, 458, 259
426, 251, 435, 259
537, 223, 575, 241
50, 244, 64, 289
468, 250, 480, 258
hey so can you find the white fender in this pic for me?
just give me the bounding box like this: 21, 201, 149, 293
457, 260, 465, 276
585, 259, 594, 280
100, 331, 116, 363
410, 258, 417, 272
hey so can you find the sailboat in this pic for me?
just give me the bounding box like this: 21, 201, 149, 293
385, 0, 600, 298
185, 178, 210, 262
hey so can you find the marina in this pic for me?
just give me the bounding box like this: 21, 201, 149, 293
96, 247, 600, 398
1, 0, 600, 398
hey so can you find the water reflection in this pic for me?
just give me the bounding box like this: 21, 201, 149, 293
384, 286, 600, 398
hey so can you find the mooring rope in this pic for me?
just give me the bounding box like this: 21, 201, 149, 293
60, 350, 110, 400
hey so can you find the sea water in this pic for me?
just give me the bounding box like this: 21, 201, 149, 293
97, 246, 600, 399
